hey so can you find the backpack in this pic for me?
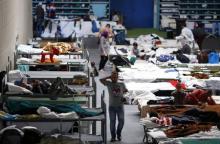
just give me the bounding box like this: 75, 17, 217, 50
176, 53, 190, 63
0, 126, 23, 144
181, 44, 191, 54
208, 51, 219, 64
111, 56, 130, 66
91, 20, 99, 33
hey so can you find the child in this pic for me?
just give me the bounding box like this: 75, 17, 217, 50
132, 42, 139, 57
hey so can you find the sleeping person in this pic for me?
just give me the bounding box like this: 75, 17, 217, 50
14, 77, 76, 95
149, 107, 220, 126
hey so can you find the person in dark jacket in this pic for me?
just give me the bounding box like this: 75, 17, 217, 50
55, 20, 62, 38
193, 22, 207, 50
46, 2, 56, 33
35, 2, 45, 37
98, 31, 110, 71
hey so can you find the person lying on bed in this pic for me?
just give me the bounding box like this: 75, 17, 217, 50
149, 111, 197, 126
184, 89, 216, 105
14, 78, 33, 91
14, 78, 50, 94
149, 107, 220, 126
14, 77, 76, 95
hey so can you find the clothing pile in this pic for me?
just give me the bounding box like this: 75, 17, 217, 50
191, 72, 209, 79
37, 106, 79, 119
164, 123, 212, 138
71, 75, 88, 85
42, 42, 74, 53
136, 34, 164, 44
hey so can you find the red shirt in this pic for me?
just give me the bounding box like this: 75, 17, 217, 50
185, 89, 216, 105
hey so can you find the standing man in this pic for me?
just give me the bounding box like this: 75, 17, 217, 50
46, 2, 56, 33
36, 2, 45, 37
100, 71, 128, 142
55, 20, 63, 38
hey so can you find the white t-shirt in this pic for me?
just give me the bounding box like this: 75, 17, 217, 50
176, 27, 194, 47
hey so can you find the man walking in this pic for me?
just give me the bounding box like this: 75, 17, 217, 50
100, 71, 128, 142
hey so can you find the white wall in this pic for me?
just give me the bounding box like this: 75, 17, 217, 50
0, 0, 32, 71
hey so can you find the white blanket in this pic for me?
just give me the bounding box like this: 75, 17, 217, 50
17, 44, 46, 54
119, 62, 178, 82
125, 82, 175, 91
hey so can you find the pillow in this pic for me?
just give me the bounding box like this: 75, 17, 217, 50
7, 82, 33, 95
8, 70, 27, 83
37, 106, 51, 114
17, 44, 33, 54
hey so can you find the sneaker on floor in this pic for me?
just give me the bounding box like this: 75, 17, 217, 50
110, 138, 116, 142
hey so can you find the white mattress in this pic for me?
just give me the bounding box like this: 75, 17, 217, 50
119, 61, 178, 81
17, 57, 87, 65
17, 44, 46, 54
26, 71, 86, 79
125, 82, 175, 91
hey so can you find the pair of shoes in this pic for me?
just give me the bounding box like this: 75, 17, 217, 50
110, 138, 116, 142
117, 136, 121, 141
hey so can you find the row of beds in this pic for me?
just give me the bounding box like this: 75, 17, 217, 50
0, 40, 107, 143
140, 105, 220, 144
120, 64, 220, 143
109, 39, 220, 144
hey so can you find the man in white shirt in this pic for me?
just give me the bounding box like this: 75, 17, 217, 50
176, 22, 195, 54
